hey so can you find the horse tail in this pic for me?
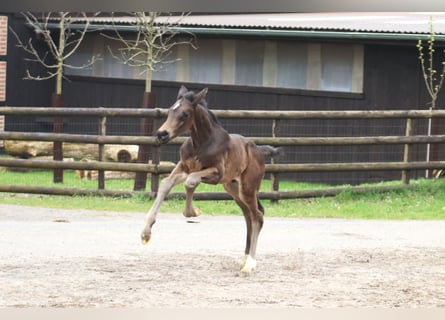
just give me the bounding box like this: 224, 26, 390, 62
256, 145, 283, 159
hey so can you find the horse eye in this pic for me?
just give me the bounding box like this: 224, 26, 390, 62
181, 111, 189, 120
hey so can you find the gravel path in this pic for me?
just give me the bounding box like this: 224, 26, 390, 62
0, 204, 444, 307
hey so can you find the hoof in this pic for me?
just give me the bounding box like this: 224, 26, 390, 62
239, 255, 248, 268
239, 255, 256, 276
141, 231, 151, 245
183, 207, 202, 218
186, 216, 200, 223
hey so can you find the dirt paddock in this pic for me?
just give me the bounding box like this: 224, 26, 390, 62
0, 203, 444, 308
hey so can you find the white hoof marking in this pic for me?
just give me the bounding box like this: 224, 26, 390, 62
239, 255, 248, 268
240, 255, 256, 275
186, 216, 200, 223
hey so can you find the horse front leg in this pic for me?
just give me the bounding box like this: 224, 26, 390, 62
141, 165, 187, 245
182, 167, 220, 219
183, 185, 202, 218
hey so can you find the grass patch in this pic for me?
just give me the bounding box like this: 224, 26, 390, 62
1, 168, 445, 220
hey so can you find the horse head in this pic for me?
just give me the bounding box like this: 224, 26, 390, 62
156, 86, 208, 144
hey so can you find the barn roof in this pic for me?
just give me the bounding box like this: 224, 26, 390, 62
88, 12, 445, 35
45, 12, 445, 41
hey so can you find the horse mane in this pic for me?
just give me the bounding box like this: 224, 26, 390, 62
183, 91, 220, 125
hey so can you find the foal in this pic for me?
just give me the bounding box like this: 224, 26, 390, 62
141, 86, 281, 274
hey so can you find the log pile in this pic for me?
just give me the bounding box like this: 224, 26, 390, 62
4, 140, 139, 162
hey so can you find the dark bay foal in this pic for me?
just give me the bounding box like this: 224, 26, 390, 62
141, 86, 281, 275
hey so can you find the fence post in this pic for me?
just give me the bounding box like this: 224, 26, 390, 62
401, 117, 412, 184
134, 92, 156, 191
52, 93, 63, 183
98, 114, 106, 190
270, 118, 280, 203
151, 116, 161, 194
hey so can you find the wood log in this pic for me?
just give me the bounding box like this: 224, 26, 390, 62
103, 144, 139, 162
4, 140, 139, 161
4, 140, 53, 158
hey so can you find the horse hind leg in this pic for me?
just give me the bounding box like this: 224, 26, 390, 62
239, 195, 264, 275
239, 159, 265, 275
223, 181, 251, 257
224, 179, 262, 276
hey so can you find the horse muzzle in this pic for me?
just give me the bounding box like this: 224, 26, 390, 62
156, 130, 170, 144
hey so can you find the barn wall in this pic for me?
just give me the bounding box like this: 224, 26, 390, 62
6, 22, 445, 184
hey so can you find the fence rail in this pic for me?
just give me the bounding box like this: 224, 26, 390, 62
2, 157, 445, 174
1, 106, 445, 199
2, 107, 445, 119
2, 131, 445, 146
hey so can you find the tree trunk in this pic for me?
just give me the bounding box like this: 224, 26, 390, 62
52, 93, 64, 183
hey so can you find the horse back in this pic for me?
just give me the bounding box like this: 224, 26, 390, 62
227, 134, 266, 172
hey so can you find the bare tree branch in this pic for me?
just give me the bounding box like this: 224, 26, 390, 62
63, 55, 99, 70
9, 11, 100, 93
102, 12, 196, 92
63, 13, 91, 60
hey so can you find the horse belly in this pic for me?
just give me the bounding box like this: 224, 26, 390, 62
218, 139, 249, 184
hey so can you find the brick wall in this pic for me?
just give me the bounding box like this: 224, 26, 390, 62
0, 15, 6, 56
0, 15, 7, 146
0, 61, 5, 101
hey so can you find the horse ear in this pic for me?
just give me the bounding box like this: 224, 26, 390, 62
192, 88, 208, 106
177, 85, 188, 99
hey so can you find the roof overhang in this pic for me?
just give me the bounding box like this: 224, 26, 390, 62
40, 24, 445, 43
32, 12, 445, 42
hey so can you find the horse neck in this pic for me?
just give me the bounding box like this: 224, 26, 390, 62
190, 105, 218, 147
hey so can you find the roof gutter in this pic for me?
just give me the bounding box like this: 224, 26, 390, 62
40, 22, 445, 42
177, 27, 445, 42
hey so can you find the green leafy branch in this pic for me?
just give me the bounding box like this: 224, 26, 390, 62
417, 16, 445, 109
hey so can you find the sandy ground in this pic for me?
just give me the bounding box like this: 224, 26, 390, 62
0, 203, 444, 308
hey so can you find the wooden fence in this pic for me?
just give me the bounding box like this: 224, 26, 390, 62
1, 106, 445, 200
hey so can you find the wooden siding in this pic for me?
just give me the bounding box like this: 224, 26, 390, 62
5, 19, 445, 184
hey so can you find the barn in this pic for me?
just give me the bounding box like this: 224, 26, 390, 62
2, 12, 445, 185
